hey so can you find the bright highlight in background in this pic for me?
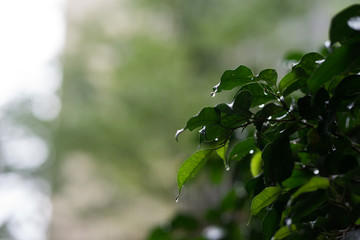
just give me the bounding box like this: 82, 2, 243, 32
0, 0, 65, 239
0, 0, 65, 119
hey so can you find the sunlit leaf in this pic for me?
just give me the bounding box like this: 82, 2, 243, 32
250, 151, 262, 177
281, 168, 312, 189
177, 149, 213, 196
216, 142, 229, 169
273, 224, 297, 240
292, 177, 330, 200
251, 186, 282, 216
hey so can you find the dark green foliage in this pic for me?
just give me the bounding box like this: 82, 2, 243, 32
153, 4, 360, 240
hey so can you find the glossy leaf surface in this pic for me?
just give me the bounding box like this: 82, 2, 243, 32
177, 149, 213, 195
291, 177, 330, 200
213, 65, 253, 93
251, 186, 282, 216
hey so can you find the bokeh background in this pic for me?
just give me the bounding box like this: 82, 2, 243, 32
0, 0, 357, 239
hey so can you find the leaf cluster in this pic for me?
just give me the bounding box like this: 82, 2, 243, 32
149, 5, 360, 240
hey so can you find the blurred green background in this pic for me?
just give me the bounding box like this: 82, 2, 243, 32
0, 1, 357, 240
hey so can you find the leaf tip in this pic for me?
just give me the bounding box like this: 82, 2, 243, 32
175, 129, 184, 142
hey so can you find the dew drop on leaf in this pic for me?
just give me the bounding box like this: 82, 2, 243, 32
225, 164, 230, 171
249, 150, 254, 154
345, 117, 350, 128
285, 218, 292, 226
313, 169, 320, 175
331, 144, 336, 152
348, 16, 360, 30
210, 92, 216, 97
347, 102, 355, 110
175, 196, 179, 203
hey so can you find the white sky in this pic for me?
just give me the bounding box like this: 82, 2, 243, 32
0, 0, 65, 109
0, 0, 66, 239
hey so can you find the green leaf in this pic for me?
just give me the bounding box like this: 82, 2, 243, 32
262, 137, 294, 185
256, 69, 278, 87
233, 90, 252, 112
293, 52, 324, 76
281, 168, 312, 190
253, 103, 285, 131
199, 125, 231, 145
307, 42, 360, 94
216, 142, 229, 170
263, 209, 281, 240
250, 151, 262, 177
240, 83, 276, 107
333, 75, 360, 98
263, 195, 288, 240
177, 149, 213, 196
176, 107, 220, 140
273, 224, 297, 240
290, 190, 327, 223
246, 173, 266, 198
291, 177, 330, 200
185, 107, 220, 131
251, 186, 282, 216
279, 53, 323, 96
228, 137, 256, 161
330, 4, 360, 45
298, 95, 315, 120
213, 65, 253, 93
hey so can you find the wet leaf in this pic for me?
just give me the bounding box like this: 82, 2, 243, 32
228, 137, 256, 161
216, 141, 229, 169
250, 151, 262, 177
330, 4, 360, 45
291, 177, 330, 200
177, 149, 213, 196
246, 173, 266, 198
262, 195, 288, 240
176, 107, 221, 140
213, 65, 253, 93
290, 190, 327, 223
279, 53, 323, 96
233, 90, 252, 112
333, 75, 360, 98
184, 107, 220, 131
298, 95, 315, 119
251, 186, 282, 216
307, 42, 360, 94
256, 69, 278, 87
273, 224, 297, 240
282, 168, 312, 190
262, 137, 294, 185
253, 103, 285, 131
240, 83, 275, 107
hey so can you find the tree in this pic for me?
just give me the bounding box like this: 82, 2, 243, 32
148, 4, 360, 240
